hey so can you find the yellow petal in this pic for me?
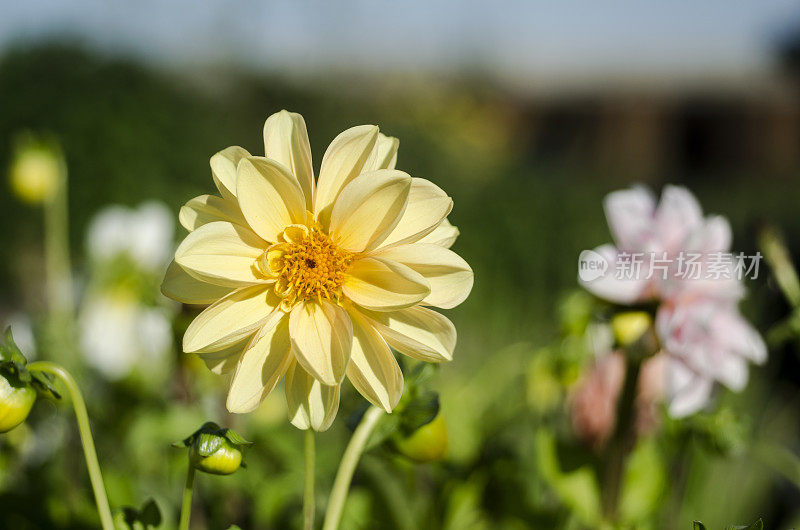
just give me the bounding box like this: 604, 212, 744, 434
362, 133, 399, 172
343, 257, 430, 311
377, 178, 453, 249
210, 146, 250, 201
174, 221, 268, 287
183, 285, 281, 353
346, 308, 403, 412
236, 156, 307, 243
363, 306, 455, 362
289, 300, 353, 385
285, 360, 340, 431
179, 194, 246, 232
314, 124, 379, 228
329, 170, 412, 253
372, 244, 473, 309
226, 315, 293, 413
161, 260, 234, 305
196, 339, 248, 375
282, 224, 309, 243
417, 218, 460, 248
263, 110, 315, 210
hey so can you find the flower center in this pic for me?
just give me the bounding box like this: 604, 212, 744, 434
261, 227, 353, 311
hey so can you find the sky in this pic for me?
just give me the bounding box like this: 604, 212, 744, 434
1, 0, 799, 86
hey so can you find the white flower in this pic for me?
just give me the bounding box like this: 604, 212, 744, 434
86, 201, 174, 271
80, 293, 173, 380
80, 201, 177, 379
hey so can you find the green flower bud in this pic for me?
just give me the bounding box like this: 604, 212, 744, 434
0, 373, 36, 433
173, 422, 252, 476
8, 136, 64, 205
394, 413, 448, 463
190, 437, 242, 475
0, 327, 60, 434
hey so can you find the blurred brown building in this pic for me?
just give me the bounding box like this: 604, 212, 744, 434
518, 80, 800, 180
515, 34, 800, 181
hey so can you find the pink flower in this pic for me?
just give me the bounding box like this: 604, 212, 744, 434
580, 185, 766, 418
656, 297, 766, 417
580, 185, 741, 305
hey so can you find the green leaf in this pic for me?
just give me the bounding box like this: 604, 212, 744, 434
196, 432, 223, 457
114, 498, 162, 529
406, 362, 437, 388
725, 519, 763, 530
30, 370, 61, 399
1, 327, 28, 365
535, 430, 602, 526
619, 437, 666, 523
198, 421, 222, 432
221, 428, 253, 447
138, 499, 162, 526
172, 421, 223, 448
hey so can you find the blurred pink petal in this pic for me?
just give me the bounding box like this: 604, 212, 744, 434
686, 215, 732, 253
603, 186, 656, 252
715, 309, 768, 364
591, 185, 741, 304
654, 185, 703, 253
666, 358, 714, 418
656, 297, 765, 414
579, 244, 653, 304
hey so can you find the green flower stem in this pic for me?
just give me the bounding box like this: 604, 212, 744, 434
304, 429, 316, 530
601, 355, 642, 520
322, 406, 384, 530
178, 463, 196, 530
43, 163, 73, 317
27, 361, 114, 530
361, 457, 416, 530
43, 164, 77, 366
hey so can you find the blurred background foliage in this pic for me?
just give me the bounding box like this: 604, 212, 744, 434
0, 18, 800, 528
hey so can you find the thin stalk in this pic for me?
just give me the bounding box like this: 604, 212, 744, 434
322, 406, 384, 530
361, 457, 416, 530
601, 356, 641, 520
27, 361, 114, 530
43, 163, 73, 317
760, 225, 800, 307
178, 464, 196, 530
304, 429, 316, 530
43, 163, 77, 369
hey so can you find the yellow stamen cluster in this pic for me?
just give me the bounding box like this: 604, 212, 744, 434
263, 227, 353, 311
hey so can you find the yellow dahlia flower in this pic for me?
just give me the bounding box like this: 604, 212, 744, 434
162, 110, 472, 431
